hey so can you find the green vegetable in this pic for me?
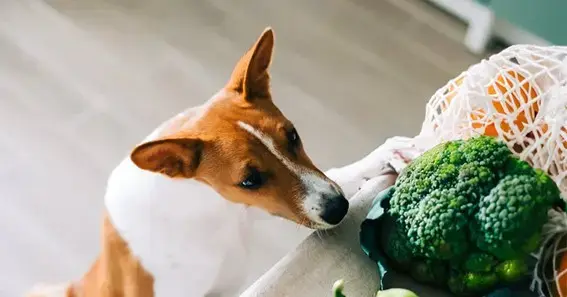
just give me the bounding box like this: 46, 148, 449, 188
464, 252, 496, 273
332, 279, 419, 297
333, 279, 347, 297
495, 259, 528, 282
375, 288, 419, 297
408, 259, 448, 285
382, 136, 561, 296
448, 271, 498, 296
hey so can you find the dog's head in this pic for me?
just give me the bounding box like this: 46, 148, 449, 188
130, 28, 348, 229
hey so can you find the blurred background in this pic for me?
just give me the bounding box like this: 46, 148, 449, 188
0, 0, 562, 296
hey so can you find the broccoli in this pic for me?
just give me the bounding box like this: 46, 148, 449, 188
463, 252, 496, 273
409, 259, 449, 285
382, 136, 561, 296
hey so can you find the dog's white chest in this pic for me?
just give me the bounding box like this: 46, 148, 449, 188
105, 160, 253, 297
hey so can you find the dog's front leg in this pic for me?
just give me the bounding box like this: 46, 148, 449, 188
325, 136, 421, 199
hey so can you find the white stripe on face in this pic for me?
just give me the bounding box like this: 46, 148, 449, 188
237, 121, 341, 227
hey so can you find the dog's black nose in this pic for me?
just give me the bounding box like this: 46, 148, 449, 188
320, 195, 349, 225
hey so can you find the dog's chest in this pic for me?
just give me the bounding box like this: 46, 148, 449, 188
105, 160, 252, 297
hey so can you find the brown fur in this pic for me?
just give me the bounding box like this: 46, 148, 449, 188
71, 215, 154, 297
27, 215, 153, 297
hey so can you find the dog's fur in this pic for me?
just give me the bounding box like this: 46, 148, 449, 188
27, 28, 400, 297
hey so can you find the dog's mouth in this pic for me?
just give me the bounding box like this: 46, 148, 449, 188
269, 202, 348, 230
300, 214, 347, 230
269, 212, 332, 230
308, 221, 341, 230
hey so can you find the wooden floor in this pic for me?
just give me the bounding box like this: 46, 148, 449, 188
0, 0, 478, 295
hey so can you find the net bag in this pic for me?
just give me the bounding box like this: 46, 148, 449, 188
408, 44, 567, 297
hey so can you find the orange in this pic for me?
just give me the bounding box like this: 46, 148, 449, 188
434, 76, 465, 131
540, 123, 567, 150
558, 250, 567, 297
441, 75, 464, 111
470, 69, 539, 137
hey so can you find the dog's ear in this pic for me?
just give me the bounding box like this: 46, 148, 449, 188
226, 27, 274, 100
130, 138, 204, 178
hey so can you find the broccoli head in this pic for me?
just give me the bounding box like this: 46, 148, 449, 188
382, 135, 561, 296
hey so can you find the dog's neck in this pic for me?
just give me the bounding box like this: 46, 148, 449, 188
104, 110, 256, 297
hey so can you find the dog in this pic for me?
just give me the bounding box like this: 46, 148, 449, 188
27, 27, 412, 297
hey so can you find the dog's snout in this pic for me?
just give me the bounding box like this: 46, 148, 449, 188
319, 194, 349, 225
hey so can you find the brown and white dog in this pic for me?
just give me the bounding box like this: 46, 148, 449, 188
27, 27, 409, 297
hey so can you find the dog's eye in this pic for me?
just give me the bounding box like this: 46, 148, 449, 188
287, 128, 301, 149
239, 168, 266, 190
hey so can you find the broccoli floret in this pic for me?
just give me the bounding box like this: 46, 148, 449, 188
495, 259, 529, 283
382, 221, 413, 268
448, 270, 499, 296
409, 259, 449, 285
381, 135, 561, 296
458, 135, 511, 169
406, 188, 470, 259
464, 253, 496, 273
473, 159, 559, 260
474, 173, 555, 259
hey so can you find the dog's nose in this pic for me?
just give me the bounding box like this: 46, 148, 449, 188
320, 195, 349, 225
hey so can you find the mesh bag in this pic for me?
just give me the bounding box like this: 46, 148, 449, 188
406, 45, 567, 296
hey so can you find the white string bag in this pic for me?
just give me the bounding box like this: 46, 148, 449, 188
401, 45, 567, 297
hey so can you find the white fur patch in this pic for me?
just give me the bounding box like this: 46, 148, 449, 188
105, 159, 253, 297
237, 121, 340, 227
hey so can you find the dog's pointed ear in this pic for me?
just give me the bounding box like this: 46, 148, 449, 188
226, 27, 274, 100
130, 138, 204, 178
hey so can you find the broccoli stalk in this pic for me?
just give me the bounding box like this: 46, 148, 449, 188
332, 280, 419, 297
333, 280, 347, 297
375, 289, 419, 297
